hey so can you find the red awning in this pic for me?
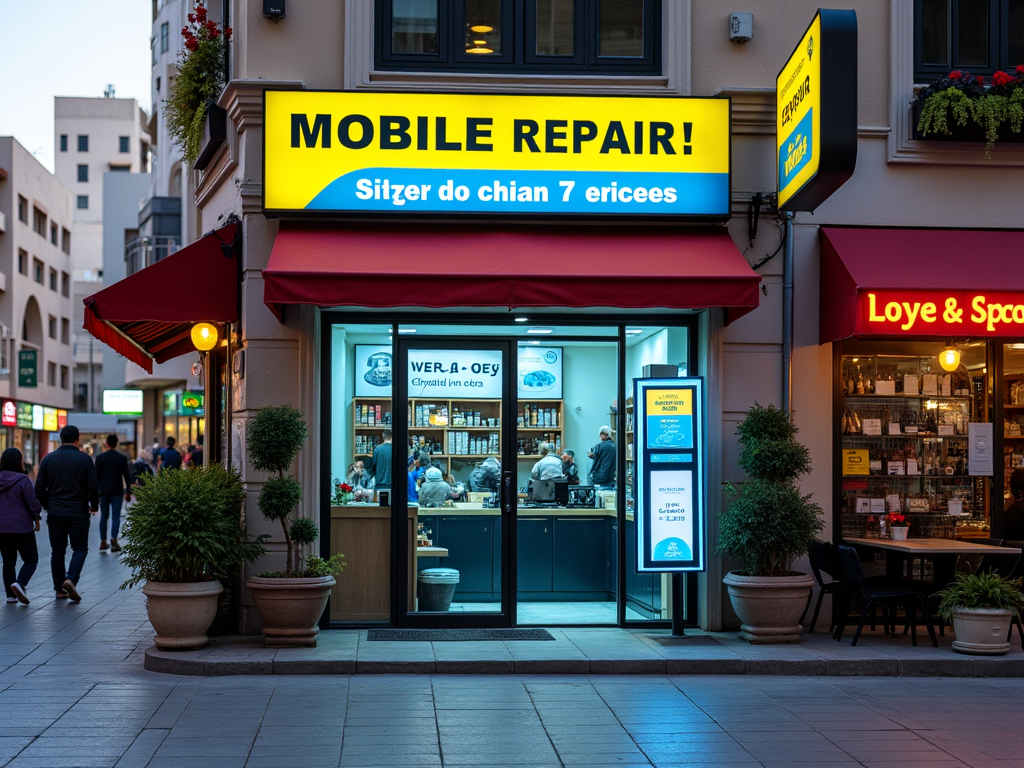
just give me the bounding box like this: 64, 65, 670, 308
83, 223, 239, 373
263, 223, 761, 320
821, 227, 1024, 342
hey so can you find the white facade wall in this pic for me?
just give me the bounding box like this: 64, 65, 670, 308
178, 0, 1023, 631
0, 137, 76, 410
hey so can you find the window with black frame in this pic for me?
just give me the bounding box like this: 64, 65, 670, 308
378, 0, 658, 73
915, 0, 1024, 81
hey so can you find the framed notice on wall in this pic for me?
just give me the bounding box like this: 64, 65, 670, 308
354, 344, 394, 397
634, 377, 705, 573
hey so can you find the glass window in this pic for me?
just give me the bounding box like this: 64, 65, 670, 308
392, 0, 438, 53
50, 223, 58, 246
160, 21, 169, 53
77, 164, 88, 183
61, 318, 69, 344
33, 208, 46, 237
47, 363, 56, 387
60, 365, 69, 389
48, 316, 56, 339
49, 268, 57, 291
77, 195, 89, 210
599, 0, 644, 57
33, 259, 44, 284
956, 0, 989, 67
17, 196, 27, 224
59, 134, 68, 152
61, 272, 70, 296
464, 0, 502, 55
920, 0, 950, 66
1011, 0, 1024, 68
17, 250, 27, 275
61, 230, 71, 255
119, 136, 130, 153
915, 0, 1016, 79
77, 135, 88, 152
536, 0, 574, 55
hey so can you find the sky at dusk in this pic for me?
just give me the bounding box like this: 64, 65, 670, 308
0, 0, 153, 173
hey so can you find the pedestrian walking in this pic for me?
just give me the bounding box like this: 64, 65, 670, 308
35, 425, 99, 602
0, 448, 42, 605
95, 434, 132, 554
130, 450, 154, 491
157, 436, 183, 471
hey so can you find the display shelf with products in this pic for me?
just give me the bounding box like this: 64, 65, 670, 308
516, 400, 563, 459
352, 398, 393, 458
611, 398, 635, 509
1003, 373, 1024, 497
839, 352, 985, 542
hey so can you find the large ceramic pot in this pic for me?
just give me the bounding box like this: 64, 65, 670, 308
246, 576, 336, 648
723, 571, 815, 644
890, 526, 909, 541
142, 580, 224, 651
951, 608, 1013, 655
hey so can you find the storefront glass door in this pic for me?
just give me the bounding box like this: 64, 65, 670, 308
394, 338, 515, 625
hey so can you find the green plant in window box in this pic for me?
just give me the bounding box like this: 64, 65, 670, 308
165, 2, 231, 166
915, 67, 1024, 152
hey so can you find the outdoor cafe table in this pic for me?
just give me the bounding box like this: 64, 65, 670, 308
843, 537, 1022, 591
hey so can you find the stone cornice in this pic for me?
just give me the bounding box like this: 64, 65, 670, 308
218, 79, 304, 134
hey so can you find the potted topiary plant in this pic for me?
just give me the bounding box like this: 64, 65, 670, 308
119, 464, 264, 650
936, 570, 1024, 656
718, 403, 823, 644
245, 405, 344, 648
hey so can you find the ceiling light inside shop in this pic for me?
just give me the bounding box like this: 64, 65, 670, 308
473, 39, 487, 44
398, 328, 416, 333
466, 46, 494, 53
470, 25, 494, 32
939, 341, 961, 372
527, 328, 553, 334
626, 328, 643, 335
526, 341, 540, 345
514, 317, 528, 322
1011, 344, 1024, 350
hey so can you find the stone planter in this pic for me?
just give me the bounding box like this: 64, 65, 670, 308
951, 607, 1013, 655
246, 576, 336, 648
723, 571, 815, 644
142, 580, 224, 651
890, 526, 909, 541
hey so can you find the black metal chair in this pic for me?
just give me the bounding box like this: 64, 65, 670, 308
803, 541, 845, 634
833, 545, 938, 647
986, 540, 1024, 649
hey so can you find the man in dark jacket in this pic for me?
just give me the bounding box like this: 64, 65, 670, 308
94, 434, 132, 554
35, 425, 99, 602
157, 436, 182, 471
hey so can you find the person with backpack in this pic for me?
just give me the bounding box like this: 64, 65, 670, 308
0, 448, 42, 605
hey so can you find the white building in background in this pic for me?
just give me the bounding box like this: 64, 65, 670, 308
53, 94, 151, 414
0, 137, 75, 467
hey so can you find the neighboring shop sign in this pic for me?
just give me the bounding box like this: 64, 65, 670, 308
1, 401, 15, 427
15, 403, 33, 430
634, 378, 705, 573
354, 345, 393, 397
180, 391, 204, 417
31, 405, 43, 431
264, 91, 731, 218
18, 350, 37, 388
859, 291, 1024, 337
776, 9, 858, 212
408, 348, 503, 399
103, 389, 144, 416
517, 347, 562, 398
42, 408, 58, 432
57, 409, 68, 429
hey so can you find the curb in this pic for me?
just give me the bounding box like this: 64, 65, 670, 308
144, 645, 1024, 678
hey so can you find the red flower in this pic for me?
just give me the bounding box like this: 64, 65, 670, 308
949, 70, 962, 80
185, 38, 199, 51
187, 12, 195, 22
1017, 64, 1024, 75
225, 26, 232, 38
993, 70, 1014, 86
340, 483, 354, 493
975, 76, 985, 84
195, 3, 207, 19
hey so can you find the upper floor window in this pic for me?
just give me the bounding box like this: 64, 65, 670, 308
33, 258, 44, 285
77, 164, 89, 183
60, 134, 68, 152
61, 229, 71, 255
17, 250, 27, 276
378, 0, 659, 74
77, 134, 89, 152
119, 136, 130, 153
161, 22, 170, 53
77, 195, 89, 210
48, 316, 57, 340
61, 271, 71, 296
49, 268, 57, 291
33, 207, 46, 237
915, 0, 1024, 81
50, 223, 58, 246
17, 196, 28, 224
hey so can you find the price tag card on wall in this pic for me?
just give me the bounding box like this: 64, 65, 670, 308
941, 375, 952, 396
938, 424, 955, 435
870, 498, 886, 515
876, 380, 896, 396
906, 458, 919, 475
862, 418, 882, 435
904, 375, 919, 394
886, 494, 901, 512
888, 423, 902, 435
856, 497, 870, 514
922, 374, 938, 396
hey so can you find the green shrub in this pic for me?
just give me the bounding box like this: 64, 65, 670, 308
936, 570, 1024, 623
119, 464, 264, 589
718, 403, 824, 577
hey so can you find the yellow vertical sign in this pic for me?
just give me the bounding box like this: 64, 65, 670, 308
776, 13, 821, 209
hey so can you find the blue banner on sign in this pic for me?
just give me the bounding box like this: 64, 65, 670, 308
778, 108, 813, 190
307, 168, 729, 216
651, 454, 688, 463
646, 414, 693, 449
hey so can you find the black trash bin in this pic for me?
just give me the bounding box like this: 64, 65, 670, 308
418, 568, 460, 611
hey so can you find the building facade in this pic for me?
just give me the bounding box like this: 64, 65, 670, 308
0, 137, 76, 468
90, 1, 1024, 632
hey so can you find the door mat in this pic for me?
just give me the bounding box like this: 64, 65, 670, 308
645, 634, 722, 646
367, 629, 555, 642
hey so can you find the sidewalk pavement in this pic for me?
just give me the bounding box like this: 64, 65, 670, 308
5, 527, 1024, 679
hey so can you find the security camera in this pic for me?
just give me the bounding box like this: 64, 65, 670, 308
264, 0, 286, 19
729, 13, 753, 43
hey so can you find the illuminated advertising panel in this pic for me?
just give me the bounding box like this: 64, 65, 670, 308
1, 401, 16, 427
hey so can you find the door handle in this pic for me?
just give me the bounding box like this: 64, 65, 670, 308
503, 474, 512, 514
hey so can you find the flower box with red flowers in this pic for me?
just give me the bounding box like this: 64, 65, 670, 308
913, 67, 1024, 150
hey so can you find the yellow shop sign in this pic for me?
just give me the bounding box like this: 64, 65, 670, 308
264, 91, 731, 217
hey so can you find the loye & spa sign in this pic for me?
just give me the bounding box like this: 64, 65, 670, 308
860, 291, 1024, 336
264, 91, 730, 217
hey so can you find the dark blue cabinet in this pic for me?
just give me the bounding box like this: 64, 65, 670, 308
517, 517, 553, 593
553, 517, 610, 594
437, 516, 495, 598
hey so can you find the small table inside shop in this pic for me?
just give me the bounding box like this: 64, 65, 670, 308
843, 538, 1021, 591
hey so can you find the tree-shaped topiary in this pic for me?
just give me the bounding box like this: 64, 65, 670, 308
718, 403, 824, 577
247, 405, 314, 577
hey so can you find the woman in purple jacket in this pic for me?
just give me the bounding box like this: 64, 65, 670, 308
0, 448, 42, 605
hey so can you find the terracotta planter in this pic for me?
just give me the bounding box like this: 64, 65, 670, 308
246, 576, 335, 648
142, 580, 224, 650
890, 526, 909, 541
951, 607, 1013, 655
723, 571, 815, 644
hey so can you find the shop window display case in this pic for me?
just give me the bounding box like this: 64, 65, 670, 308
838, 350, 986, 541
